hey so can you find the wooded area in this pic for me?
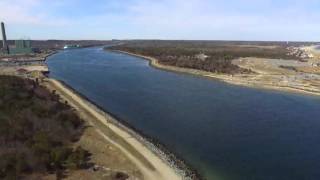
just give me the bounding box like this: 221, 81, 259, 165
0, 76, 89, 179
108, 40, 298, 74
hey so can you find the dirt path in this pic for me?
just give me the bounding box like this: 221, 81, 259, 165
44, 78, 182, 180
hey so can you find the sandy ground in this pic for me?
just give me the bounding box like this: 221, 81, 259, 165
301, 45, 320, 57
43, 79, 183, 180
300, 45, 320, 64
0, 65, 48, 75
0, 52, 53, 75
233, 57, 320, 95
114, 50, 320, 96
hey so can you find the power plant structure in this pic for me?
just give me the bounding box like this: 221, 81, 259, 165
10, 39, 34, 54
1, 21, 35, 55
1, 22, 9, 54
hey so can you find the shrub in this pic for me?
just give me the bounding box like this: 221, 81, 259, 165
66, 146, 89, 169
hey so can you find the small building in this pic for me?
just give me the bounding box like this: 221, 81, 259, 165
63, 44, 80, 49
195, 53, 209, 61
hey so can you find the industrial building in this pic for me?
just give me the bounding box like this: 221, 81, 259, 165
10, 39, 34, 54
1, 22, 35, 55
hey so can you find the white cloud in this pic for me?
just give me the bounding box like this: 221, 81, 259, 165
0, 0, 69, 26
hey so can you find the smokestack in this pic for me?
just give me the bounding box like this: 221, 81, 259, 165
1, 22, 9, 54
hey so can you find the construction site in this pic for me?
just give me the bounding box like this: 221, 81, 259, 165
0, 22, 50, 78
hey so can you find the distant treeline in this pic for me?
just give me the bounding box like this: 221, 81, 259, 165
108, 40, 301, 74
0, 76, 89, 179
117, 40, 317, 47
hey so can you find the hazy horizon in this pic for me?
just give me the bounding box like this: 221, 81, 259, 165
1, 0, 320, 41
2, 39, 320, 43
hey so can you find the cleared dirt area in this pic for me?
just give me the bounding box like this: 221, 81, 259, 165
232, 57, 320, 95
0, 65, 48, 75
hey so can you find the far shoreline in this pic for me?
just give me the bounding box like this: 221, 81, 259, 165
109, 49, 320, 97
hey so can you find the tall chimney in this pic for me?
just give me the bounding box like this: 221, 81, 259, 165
1, 22, 9, 54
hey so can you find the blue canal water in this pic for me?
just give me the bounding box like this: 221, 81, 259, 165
47, 47, 320, 180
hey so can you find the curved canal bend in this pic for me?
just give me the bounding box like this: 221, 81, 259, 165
47, 47, 320, 180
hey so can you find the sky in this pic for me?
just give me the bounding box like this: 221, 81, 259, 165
0, 0, 319, 41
